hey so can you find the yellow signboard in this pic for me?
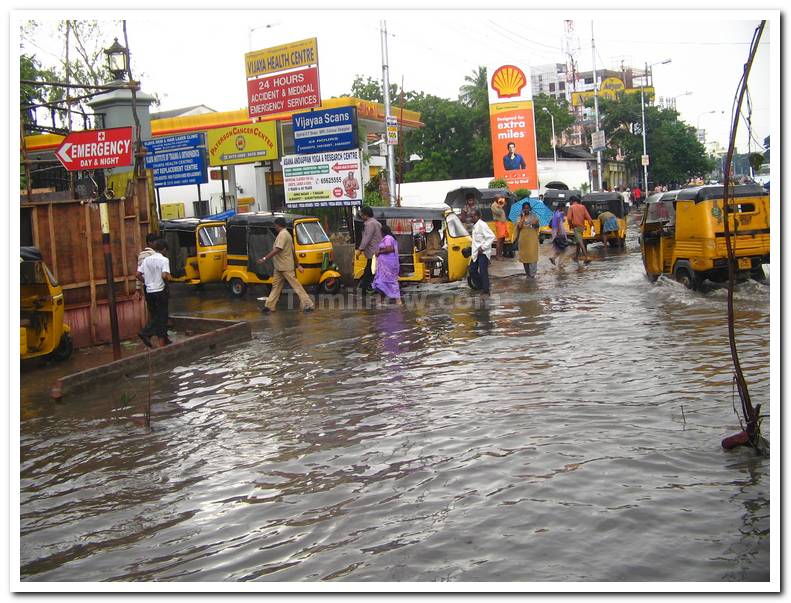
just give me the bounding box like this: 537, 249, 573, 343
571, 86, 654, 107
205, 122, 278, 167
245, 38, 319, 78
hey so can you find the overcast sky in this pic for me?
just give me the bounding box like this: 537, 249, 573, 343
16, 8, 776, 156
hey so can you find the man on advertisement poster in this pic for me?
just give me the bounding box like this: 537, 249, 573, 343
503, 142, 527, 171
343, 171, 360, 199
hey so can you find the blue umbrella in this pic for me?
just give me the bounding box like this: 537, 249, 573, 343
509, 197, 553, 227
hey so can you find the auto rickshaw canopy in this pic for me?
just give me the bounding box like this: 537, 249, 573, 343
676, 184, 768, 203
581, 192, 627, 219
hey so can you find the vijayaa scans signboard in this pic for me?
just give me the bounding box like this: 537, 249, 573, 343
292, 106, 357, 154
283, 148, 363, 208
143, 133, 207, 188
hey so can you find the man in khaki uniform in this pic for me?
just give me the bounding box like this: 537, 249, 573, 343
256, 217, 315, 313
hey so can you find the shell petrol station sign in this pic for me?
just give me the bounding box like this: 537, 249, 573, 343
205, 122, 279, 167
487, 64, 539, 192
244, 38, 321, 119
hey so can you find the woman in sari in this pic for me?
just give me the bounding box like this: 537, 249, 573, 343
516, 204, 540, 278
372, 224, 402, 305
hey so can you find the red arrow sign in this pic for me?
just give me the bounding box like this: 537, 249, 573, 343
55, 127, 134, 171
331, 162, 359, 173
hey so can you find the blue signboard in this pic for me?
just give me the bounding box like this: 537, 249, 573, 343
293, 106, 357, 154
143, 133, 208, 188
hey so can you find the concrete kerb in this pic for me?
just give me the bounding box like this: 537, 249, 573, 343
49, 316, 251, 400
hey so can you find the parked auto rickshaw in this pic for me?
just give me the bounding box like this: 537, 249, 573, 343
580, 192, 628, 248
538, 189, 580, 243
352, 206, 471, 285
160, 218, 227, 286
640, 184, 769, 289
445, 187, 517, 256
20, 247, 73, 361
222, 212, 341, 297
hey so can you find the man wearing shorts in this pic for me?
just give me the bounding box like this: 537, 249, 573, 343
566, 195, 593, 265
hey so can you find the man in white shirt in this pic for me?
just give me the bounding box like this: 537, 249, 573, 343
136, 239, 172, 347
469, 208, 495, 295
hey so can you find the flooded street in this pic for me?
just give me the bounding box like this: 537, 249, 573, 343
20, 223, 771, 582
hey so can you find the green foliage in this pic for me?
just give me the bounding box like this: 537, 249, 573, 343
749, 152, 764, 172
488, 178, 507, 189
513, 188, 532, 199
592, 93, 714, 186
533, 94, 575, 158
580, 182, 590, 193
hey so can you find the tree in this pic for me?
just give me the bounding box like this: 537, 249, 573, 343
459, 66, 488, 109
533, 94, 575, 158
593, 93, 713, 186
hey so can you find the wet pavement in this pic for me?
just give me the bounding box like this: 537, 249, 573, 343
19, 218, 771, 582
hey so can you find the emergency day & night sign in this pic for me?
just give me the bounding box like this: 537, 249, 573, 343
55, 127, 134, 171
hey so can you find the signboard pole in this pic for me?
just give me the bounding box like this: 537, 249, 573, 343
591, 22, 603, 191
381, 21, 397, 207
155, 187, 162, 220
99, 201, 121, 361
220, 166, 227, 211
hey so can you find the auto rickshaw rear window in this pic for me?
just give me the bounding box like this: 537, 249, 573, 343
198, 225, 226, 246
446, 213, 468, 238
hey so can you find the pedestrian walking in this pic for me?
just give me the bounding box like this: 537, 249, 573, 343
469, 208, 495, 295
372, 224, 402, 305
257, 217, 315, 313
632, 185, 642, 209
137, 238, 172, 348
355, 206, 383, 295
620, 187, 632, 210
491, 195, 509, 260
548, 203, 570, 266
566, 195, 593, 265
135, 232, 160, 305
516, 204, 540, 278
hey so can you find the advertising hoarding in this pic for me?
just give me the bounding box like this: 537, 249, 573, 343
487, 63, 539, 192
205, 122, 278, 167
247, 66, 321, 119
293, 106, 357, 154
244, 38, 319, 78
143, 133, 207, 188
282, 148, 363, 208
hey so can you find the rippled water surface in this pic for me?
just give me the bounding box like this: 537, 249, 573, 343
20, 223, 771, 582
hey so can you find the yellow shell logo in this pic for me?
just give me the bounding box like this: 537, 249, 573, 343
491, 65, 527, 99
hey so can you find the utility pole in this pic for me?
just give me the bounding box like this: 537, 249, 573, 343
380, 20, 397, 207
591, 22, 603, 191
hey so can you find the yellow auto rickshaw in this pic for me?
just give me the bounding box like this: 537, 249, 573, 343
222, 212, 341, 297
160, 218, 227, 286
538, 188, 578, 243
445, 187, 517, 256
580, 192, 628, 248
352, 206, 472, 285
640, 184, 770, 289
20, 247, 73, 361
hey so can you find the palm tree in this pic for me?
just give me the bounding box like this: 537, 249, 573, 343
459, 66, 488, 108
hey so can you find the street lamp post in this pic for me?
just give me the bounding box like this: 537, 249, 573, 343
542, 107, 557, 164
640, 58, 671, 194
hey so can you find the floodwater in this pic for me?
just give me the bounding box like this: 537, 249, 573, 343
19, 220, 771, 582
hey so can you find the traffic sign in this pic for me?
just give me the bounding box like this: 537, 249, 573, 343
56, 127, 134, 171
641, 154, 650, 166
591, 130, 606, 153
386, 116, 398, 145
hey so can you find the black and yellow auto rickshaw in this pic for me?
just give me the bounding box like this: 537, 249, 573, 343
538, 189, 580, 243
352, 206, 472, 285
580, 192, 628, 248
445, 187, 518, 256
160, 218, 227, 286
221, 212, 341, 297
640, 184, 769, 289
20, 247, 73, 361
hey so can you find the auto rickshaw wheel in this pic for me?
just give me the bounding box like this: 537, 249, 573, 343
50, 332, 73, 362
229, 278, 247, 297
674, 266, 702, 291
320, 278, 341, 295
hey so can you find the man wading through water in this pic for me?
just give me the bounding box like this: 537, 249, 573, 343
355, 205, 383, 295
566, 195, 593, 265
137, 238, 172, 348
257, 217, 315, 313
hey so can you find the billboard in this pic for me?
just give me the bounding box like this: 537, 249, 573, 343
282, 148, 363, 208
244, 38, 319, 78
292, 106, 357, 154
247, 65, 321, 119
143, 133, 207, 188
55, 127, 134, 171
487, 64, 539, 192
205, 122, 278, 167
